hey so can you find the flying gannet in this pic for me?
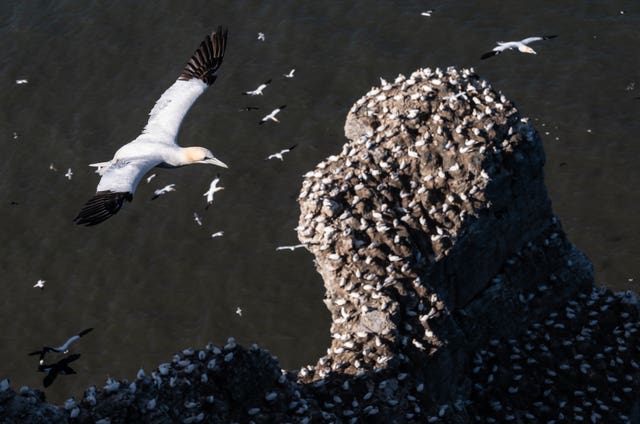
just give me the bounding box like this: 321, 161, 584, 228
259, 105, 286, 125
257, 32, 265, 41
275, 243, 307, 251
74, 27, 229, 226
242, 79, 271, 96
151, 184, 176, 200
203, 175, 223, 209
29, 328, 93, 364
33, 279, 46, 289
65, 168, 73, 180
266, 144, 297, 161
481, 35, 558, 60
38, 354, 81, 388
283, 69, 295, 78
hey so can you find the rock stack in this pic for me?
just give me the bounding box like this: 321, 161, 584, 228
1, 67, 638, 423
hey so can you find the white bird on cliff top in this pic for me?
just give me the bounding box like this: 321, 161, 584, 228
481, 35, 558, 60
73, 27, 229, 226
259, 105, 286, 125
203, 175, 223, 208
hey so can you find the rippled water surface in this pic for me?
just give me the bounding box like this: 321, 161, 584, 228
1, 1, 638, 403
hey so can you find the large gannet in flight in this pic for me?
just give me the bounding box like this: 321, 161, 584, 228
74, 27, 229, 226
480, 35, 558, 60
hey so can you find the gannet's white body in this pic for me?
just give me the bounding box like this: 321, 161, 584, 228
75, 27, 229, 226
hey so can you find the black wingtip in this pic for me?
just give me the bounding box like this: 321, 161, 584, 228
179, 26, 228, 85
79, 328, 93, 337
74, 191, 132, 226
279, 105, 287, 110
480, 51, 498, 60
544, 35, 559, 40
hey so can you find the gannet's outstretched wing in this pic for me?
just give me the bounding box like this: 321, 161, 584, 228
141, 27, 228, 144
521, 35, 557, 45
74, 157, 159, 226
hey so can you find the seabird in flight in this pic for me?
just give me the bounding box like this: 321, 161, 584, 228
33, 279, 46, 289
257, 32, 265, 41
242, 79, 271, 96
275, 243, 307, 251
65, 168, 73, 180
193, 212, 203, 226
38, 354, 81, 388
73, 27, 229, 226
146, 173, 157, 183
203, 175, 223, 209
29, 328, 93, 364
259, 105, 286, 125
266, 144, 297, 161
151, 184, 176, 200
211, 231, 224, 238
283, 69, 295, 78
481, 35, 558, 59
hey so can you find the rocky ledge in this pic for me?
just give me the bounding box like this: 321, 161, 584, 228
2, 67, 639, 423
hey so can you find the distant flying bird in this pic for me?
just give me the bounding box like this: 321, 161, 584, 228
203, 176, 223, 209
146, 173, 157, 183
421, 10, 433, 17
481, 35, 558, 60
65, 168, 73, 180
275, 243, 307, 251
193, 212, 203, 226
33, 279, 46, 289
283, 69, 295, 78
266, 144, 297, 161
259, 105, 286, 125
235, 307, 242, 316
257, 32, 265, 41
38, 354, 81, 388
211, 231, 224, 238
15, 79, 28, 85
29, 328, 93, 364
242, 79, 271, 96
151, 184, 176, 200
73, 28, 229, 226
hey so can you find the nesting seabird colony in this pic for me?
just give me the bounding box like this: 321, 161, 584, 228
2, 66, 639, 423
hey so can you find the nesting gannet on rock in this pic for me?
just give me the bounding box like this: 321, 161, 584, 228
242, 79, 271, 96
481, 35, 558, 59
74, 27, 229, 226
266, 144, 297, 161
259, 105, 286, 124
29, 328, 93, 364
203, 175, 223, 208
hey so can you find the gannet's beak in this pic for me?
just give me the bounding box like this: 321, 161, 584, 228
201, 157, 228, 168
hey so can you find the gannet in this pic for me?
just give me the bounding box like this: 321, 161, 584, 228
29, 328, 93, 364
259, 105, 286, 125
242, 79, 271, 96
38, 354, 81, 388
73, 27, 229, 226
65, 168, 73, 180
283, 69, 295, 78
193, 212, 203, 226
257, 32, 265, 41
203, 175, 223, 209
146, 173, 156, 183
33, 279, 46, 289
275, 243, 307, 251
481, 35, 558, 60
421, 10, 433, 17
151, 183, 176, 200
211, 231, 224, 238
266, 144, 297, 161
235, 307, 242, 316
15, 79, 28, 85
49, 163, 57, 171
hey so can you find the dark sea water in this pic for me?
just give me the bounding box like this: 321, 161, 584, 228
1, 1, 638, 404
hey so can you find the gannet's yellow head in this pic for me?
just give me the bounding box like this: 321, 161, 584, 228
185, 147, 228, 168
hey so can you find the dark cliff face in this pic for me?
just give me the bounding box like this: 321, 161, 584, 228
3, 67, 639, 423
